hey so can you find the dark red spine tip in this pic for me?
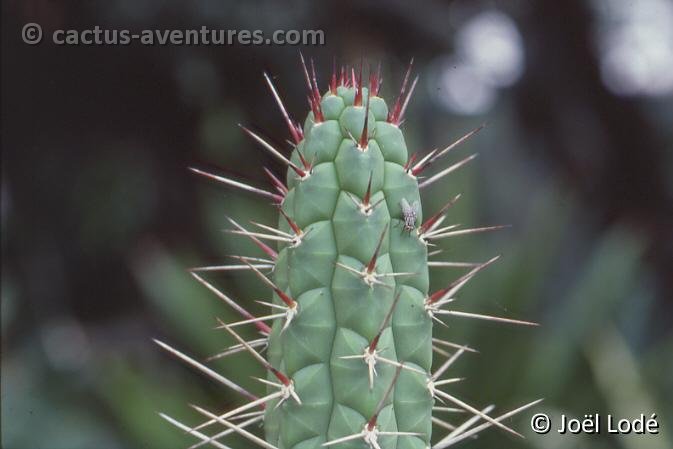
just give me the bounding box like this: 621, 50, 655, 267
234, 229, 278, 260
410, 149, 438, 177
307, 96, 324, 124
369, 334, 381, 352
275, 287, 297, 309
290, 164, 308, 179
362, 172, 373, 207
309, 58, 321, 103
358, 92, 371, 148
330, 58, 338, 94
427, 287, 448, 305
387, 58, 414, 124
256, 321, 273, 335
294, 122, 304, 141
354, 61, 364, 106
278, 207, 302, 236
366, 415, 378, 431
369, 61, 382, 97
270, 367, 291, 386
366, 227, 388, 274
263, 167, 288, 196
296, 148, 310, 170
418, 195, 460, 235
404, 152, 419, 171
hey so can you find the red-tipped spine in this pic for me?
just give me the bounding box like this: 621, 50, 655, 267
362, 172, 373, 208
240, 257, 297, 311
263, 72, 301, 145
309, 58, 321, 103
427, 287, 449, 305
366, 227, 388, 275
296, 147, 311, 171
294, 122, 304, 141
278, 207, 302, 236
411, 149, 439, 176
227, 217, 280, 261
418, 194, 462, 235
358, 90, 371, 149
366, 415, 378, 432
239, 124, 307, 178
388, 58, 414, 125
404, 152, 419, 172
218, 317, 292, 389
330, 58, 338, 94
370, 61, 382, 97
367, 364, 403, 430
263, 167, 288, 196
274, 288, 297, 309
426, 256, 499, 305
299, 52, 313, 93
397, 75, 419, 125
192, 274, 272, 335
300, 53, 324, 123
255, 241, 278, 261
269, 367, 291, 387
308, 95, 324, 123
369, 291, 401, 351
230, 222, 278, 261
189, 167, 283, 203
354, 61, 364, 106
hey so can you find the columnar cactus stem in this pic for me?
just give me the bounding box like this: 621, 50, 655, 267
156, 57, 540, 449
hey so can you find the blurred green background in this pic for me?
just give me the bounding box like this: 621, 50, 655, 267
2, 1, 672, 448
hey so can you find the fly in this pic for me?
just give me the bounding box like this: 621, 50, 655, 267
400, 198, 419, 233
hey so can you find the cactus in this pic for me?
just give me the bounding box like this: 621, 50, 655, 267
155, 57, 540, 449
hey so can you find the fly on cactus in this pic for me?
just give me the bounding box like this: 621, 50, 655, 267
155, 56, 541, 449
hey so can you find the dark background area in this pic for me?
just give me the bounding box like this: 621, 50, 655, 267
2, 1, 672, 448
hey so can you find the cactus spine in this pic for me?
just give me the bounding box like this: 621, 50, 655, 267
156, 57, 539, 449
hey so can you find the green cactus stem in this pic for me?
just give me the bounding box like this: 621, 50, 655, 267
155, 57, 540, 449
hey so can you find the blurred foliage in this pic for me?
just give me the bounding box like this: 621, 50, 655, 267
2, 1, 672, 449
